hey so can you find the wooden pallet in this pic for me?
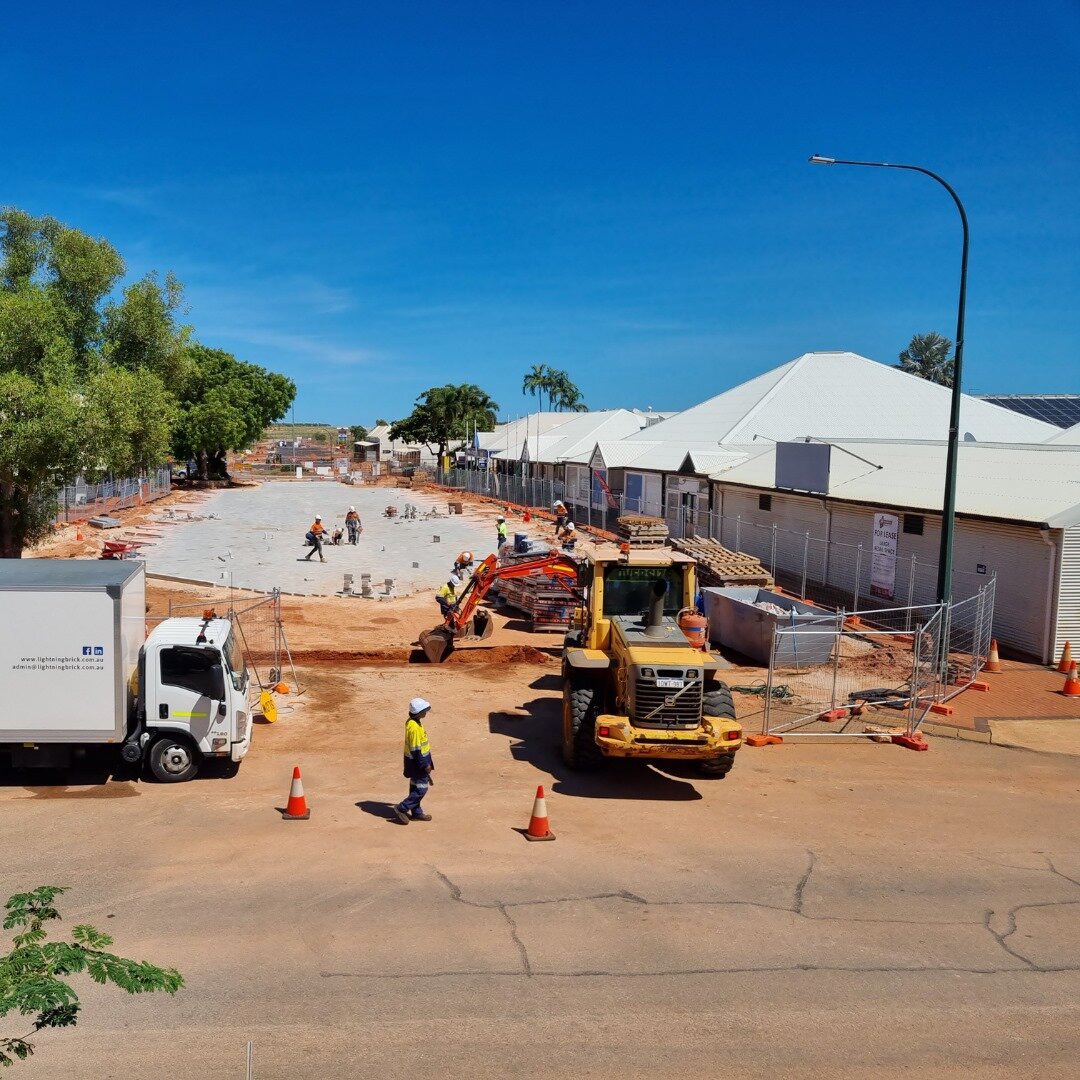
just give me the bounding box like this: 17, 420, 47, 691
670, 537, 774, 588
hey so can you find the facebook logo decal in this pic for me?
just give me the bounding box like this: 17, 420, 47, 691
82, 646, 92, 656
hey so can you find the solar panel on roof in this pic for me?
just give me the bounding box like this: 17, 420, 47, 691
978, 395, 1080, 429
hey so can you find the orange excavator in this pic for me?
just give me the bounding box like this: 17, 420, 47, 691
418, 550, 581, 663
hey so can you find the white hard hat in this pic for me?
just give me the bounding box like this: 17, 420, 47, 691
566, 520, 576, 530
497, 515, 505, 521
449, 573, 461, 587
349, 505, 355, 512
315, 514, 322, 520
409, 697, 432, 716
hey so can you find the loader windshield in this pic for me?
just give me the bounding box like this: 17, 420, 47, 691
602, 565, 684, 618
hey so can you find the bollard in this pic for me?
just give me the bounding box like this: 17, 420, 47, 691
361, 573, 373, 598
433, 535, 440, 543
384, 578, 394, 595
343, 573, 354, 595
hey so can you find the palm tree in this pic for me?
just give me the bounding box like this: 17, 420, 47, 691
548, 369, 588, 412
522, 364, 551, 412
896, 332, 955, 387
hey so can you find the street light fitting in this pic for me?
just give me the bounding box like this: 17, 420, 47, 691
808, 155, 835, 164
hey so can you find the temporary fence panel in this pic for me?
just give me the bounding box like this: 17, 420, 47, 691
56, 467, 172, 525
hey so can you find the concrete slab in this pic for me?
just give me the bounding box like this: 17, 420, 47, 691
142, 482, 511, 596
990, 718, 1080, 756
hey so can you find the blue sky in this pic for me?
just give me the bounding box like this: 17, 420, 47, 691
5, 1, 1078, 423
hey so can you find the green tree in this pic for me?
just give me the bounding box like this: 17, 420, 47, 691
522, 363, 551, 412
390, 384, 499, 463
0, 209, 179, 557
0, 886, 183, 1067
171, 345, 295, 481
547, 369, 588, 412
896, 332, 955, 388
349, 424, 369, 442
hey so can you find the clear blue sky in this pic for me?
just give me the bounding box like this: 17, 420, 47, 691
5, 1, 1078, 423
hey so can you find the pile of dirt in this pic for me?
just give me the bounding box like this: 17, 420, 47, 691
289, 644, 555, 668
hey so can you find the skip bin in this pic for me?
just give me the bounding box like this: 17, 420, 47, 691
702, 587, 836, 666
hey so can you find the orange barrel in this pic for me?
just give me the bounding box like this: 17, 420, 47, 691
677, 607, 708, 650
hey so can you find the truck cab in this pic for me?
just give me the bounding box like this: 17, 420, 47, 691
138, 616, 252, 782
562, 547, 742, 776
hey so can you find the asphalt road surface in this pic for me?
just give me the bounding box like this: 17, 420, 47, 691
3, 661, 1078, 1078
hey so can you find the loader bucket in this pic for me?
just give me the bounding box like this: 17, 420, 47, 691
419, 626, 455, 664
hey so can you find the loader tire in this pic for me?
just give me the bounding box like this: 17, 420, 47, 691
699, 753, 736, 779
703, 685, 737, 720
562, 680, 604, 771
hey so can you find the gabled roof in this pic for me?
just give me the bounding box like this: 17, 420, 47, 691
623, 352, 1058, 447
708, 439, 1080, 529
478, 413, 576, 457
522, 410, 649, 464
1046, 421, 1080, 445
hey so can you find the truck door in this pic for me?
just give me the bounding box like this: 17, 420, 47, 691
156, 647, 228, 748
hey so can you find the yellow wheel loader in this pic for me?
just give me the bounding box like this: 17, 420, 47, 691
562, 547, 742, 777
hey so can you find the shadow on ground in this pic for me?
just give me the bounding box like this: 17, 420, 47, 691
489, 698, 702, 801
356, 799, 407, 824
0, 756, 240, 795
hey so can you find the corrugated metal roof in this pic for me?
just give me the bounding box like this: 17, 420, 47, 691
708, 439, 1080, 528
482, 413, 577, 457
1046, 422, 1080, 445
625, 352, 1057, 446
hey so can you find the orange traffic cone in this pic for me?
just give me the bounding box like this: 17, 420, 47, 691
984, 639, 1003, 673
524, 784, 556, 841
282, 765, 310, 819
522, 509, 532, 523
1061, 663, 1080, 697
1057, 641, 1074, 673
76, 525, 84, 541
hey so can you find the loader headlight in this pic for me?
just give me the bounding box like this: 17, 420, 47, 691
641, 668, 654, 678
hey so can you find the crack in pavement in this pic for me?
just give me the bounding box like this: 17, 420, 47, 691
316, 859, 1080, 981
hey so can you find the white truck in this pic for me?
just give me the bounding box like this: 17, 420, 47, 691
1, 560, 252, 782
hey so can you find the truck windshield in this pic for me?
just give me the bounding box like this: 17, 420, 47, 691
602, 565, 684, 618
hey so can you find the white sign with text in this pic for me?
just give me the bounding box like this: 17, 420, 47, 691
870, 512, 899, 600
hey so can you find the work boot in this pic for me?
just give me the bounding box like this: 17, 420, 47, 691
320, 557, 326, 563
411, 811, 432, 822
392, 806, 410, 825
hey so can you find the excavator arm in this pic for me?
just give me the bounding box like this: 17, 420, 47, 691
419, 550, 580, 663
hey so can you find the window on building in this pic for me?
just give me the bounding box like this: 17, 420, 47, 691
903, 514, 924, 536
758, 494, 772, 512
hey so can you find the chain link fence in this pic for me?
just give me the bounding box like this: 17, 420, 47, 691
54, 467, 172, 525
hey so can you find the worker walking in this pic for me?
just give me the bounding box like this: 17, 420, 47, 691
553, 500, 568, 533
495, 515, 508, 551
393, 698, 435, 823
436, 575, 461, 617
304, 515, 328, 561
345, 506, 362, 544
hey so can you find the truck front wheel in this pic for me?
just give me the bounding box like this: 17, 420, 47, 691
147, 735, 200, 783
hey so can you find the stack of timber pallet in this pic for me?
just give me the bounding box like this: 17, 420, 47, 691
616, 514, 669, 548
670, 536, 775, 588
498, 573, 576, 629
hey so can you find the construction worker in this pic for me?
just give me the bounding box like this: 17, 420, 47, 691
304, 515, 328, 562
553, 500, 568, 533
560, 518, 577, 551
495, 515, 508, 551
436, 574, 461, 617
345, 506, 362, 544
453, 550, 475, 577
393, 698, 435, 824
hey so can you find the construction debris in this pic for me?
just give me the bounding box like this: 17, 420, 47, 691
669, 536, 774, 588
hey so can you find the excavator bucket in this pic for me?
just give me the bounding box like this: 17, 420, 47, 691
419, 626, 455, 664
467, 609, 494, 642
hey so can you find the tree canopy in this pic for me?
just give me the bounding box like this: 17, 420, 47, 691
0, 209, 181, 556
171, 345, 295, 480
522, 364, 587, 412
896, 332, 955, 388
1, 886, 183, 1067
390, 384, 499, 462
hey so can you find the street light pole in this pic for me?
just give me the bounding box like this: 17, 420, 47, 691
809, 155, 968, 604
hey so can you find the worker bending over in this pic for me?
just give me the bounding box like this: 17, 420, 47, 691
453, 550, 475, 577
560, 519, 577, 551
436, 574, 461, 617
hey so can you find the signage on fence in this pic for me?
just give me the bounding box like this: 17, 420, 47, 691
870, 512, 899, 599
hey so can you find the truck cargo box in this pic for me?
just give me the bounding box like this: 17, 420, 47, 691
0, 561, 145, 744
